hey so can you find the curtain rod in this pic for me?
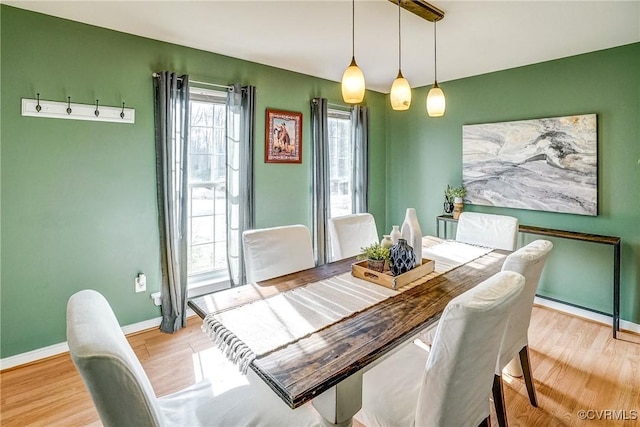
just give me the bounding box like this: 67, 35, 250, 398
152, 73, 231, 90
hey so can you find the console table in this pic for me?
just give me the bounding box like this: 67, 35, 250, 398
436, 215, 622, 338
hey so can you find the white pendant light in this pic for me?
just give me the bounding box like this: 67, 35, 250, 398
342, 0, 365, 104
427, 18, 446, 117
390, 0, 411, 110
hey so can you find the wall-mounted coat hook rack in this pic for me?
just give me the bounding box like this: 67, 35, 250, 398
21, 96, 135, 124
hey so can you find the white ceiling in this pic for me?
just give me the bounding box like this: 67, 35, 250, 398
5, 0, 640, 93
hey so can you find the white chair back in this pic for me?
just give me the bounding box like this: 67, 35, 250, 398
497, 239, 553, 369
456, 212, 519, 251
243, 224, 315, 282
68, 290, 332, 427
67, 290, 165, 427
328, 213, 379, 260
415, 271, 525, 427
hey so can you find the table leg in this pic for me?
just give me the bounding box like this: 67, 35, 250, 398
613, 242, 620, 339
312, 371, 362, 425
435, 217, 449, 240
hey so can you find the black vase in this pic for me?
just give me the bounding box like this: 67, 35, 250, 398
389, 239, 416, 276
444, 201, 454, 214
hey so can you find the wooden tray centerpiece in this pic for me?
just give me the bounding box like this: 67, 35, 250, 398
352, 258, 435, 290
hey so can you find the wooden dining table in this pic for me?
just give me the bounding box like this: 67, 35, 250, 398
188, 243, 509, 424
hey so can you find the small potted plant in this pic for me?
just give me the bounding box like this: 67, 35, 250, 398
357, 243, 390, 273
448, 185, 467, 219
449, 185, 467, 203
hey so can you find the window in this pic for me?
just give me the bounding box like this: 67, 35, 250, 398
187, 88, 228, 284
311, 100, 368, 264
327, 109, 353, 218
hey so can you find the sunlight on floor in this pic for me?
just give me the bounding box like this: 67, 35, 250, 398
502, 373, 515, 385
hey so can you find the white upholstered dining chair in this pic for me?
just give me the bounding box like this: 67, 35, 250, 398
456, 212, 519, 251
242, 224, 315, 283
328, 213, 379, 260
492, 239, 553, 427
67, 290, 332, 427
354, 270, 526, 427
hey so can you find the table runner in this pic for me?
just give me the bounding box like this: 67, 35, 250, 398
203, 238, 493, 372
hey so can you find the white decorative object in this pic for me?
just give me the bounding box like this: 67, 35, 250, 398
380, 235, 393, 249
390, 225, 402, 244
400, 208, 422, 266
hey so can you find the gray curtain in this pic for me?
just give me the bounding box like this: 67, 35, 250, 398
226, 84, 256, 286
153, 71, 189, 333
311, 98, 330, 265
351, 105, 370, 213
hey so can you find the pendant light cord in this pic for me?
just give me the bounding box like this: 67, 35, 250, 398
352, 0, 355, 58
398, 1, 402, 70
433, 19, 438, 83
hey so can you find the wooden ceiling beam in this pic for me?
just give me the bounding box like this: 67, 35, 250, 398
387, 0, 445, 22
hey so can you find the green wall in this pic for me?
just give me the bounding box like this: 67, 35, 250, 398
384, 43, 640, 323
1, 4, 638, 359
0, 6, 386, 358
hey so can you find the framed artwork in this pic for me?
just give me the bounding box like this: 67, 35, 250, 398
462, 113, 598, 216
265, 109, 302, 163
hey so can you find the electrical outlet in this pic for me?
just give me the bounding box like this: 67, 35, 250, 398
135, 273, 147, 293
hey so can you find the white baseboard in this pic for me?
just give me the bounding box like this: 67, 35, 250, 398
121, 316, 163, 335
0, 311, 193, 371
0, 341, 72, 371
534, 297, 640, 334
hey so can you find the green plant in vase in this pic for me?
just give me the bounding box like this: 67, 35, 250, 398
357, 243, 390, 273
448, 185, 467, 201
443, 185, 454, 214
448, 185, 467, 219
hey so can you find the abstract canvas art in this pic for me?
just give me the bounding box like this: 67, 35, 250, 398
462, 114, 597, 216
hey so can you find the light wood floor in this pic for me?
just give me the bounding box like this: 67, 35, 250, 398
1, 306, 638, 426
